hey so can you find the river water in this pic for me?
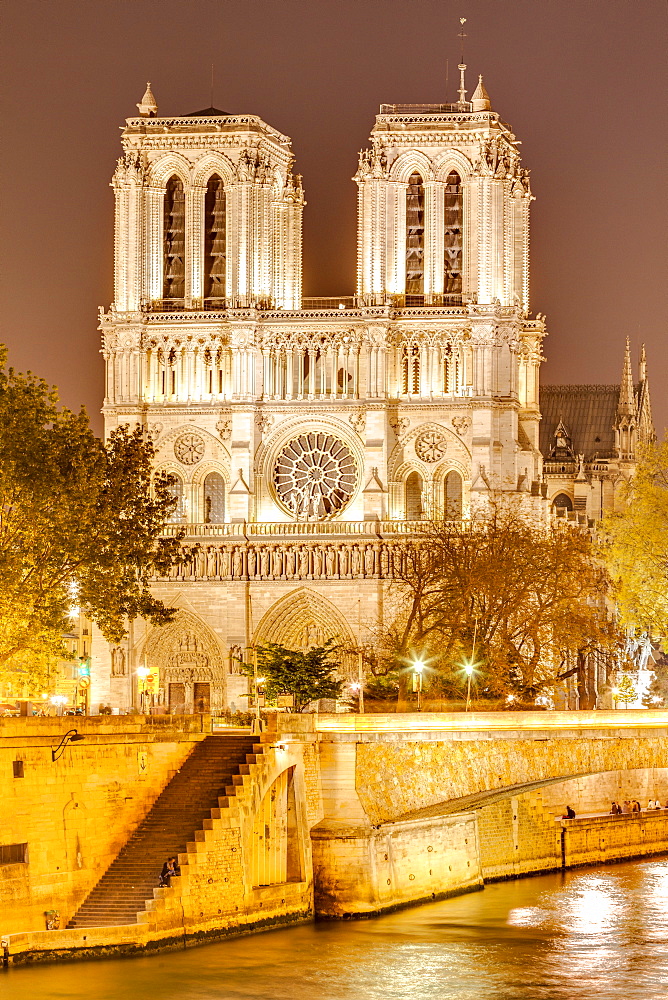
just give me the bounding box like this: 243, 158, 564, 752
5, 858, 668, 1000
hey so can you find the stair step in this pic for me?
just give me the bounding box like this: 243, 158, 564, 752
69, 734, 261, 928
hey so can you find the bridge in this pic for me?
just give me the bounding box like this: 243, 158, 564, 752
4, 710, 668, 964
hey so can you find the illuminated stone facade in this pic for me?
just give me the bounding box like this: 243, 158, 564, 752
96, 80, 546, 713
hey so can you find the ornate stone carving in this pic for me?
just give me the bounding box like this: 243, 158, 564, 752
174, 433, 205, 465
256, 412, 274, 437
273, 433, 358, 521
216, 418, 232, 441
415, 430, 447, 463
390, 417, 410, 436
452, 416, 471, 436
349, 409, 366, 434
110, 646, 126, 677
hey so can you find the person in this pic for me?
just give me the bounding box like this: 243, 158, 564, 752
158, 856, 180, 888
610, 801, 619, 814
621, 800, 631, 814
562, 806, 576, 819
632, 800, 641, 813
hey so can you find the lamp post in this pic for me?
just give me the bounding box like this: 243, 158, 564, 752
413, 661, 425, 712
50, 694, 67, 717
251, 647, 265, 735
464, 660, 474, 712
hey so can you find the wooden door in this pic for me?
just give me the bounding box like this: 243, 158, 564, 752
169, 683, 186, 714
193, 682, 210, 713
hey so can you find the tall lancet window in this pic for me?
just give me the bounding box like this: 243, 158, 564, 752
444, 171, 463, 300
163, 176, 185, 305
405, 173, 425, 301
204, 175, 226, 308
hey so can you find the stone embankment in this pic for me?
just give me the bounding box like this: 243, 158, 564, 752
2, 711, 668, 965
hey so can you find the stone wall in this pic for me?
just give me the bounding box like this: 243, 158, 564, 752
0, 716, 205, 933
312, 812, 482, 917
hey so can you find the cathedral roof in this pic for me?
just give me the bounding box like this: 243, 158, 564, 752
184, 107, 231, 117
539, 385, 621, 459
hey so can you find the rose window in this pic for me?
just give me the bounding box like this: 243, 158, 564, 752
415, 430, 447, 463
174, 433, 205, 465
273, 433, 357, 520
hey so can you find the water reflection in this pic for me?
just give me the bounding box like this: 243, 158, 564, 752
4, 858, 668, 1000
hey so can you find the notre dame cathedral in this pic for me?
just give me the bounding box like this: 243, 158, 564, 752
92, 78, 652, 714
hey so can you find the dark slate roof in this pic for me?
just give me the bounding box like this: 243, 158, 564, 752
539, 385, 620, 459
184, 107, 231, 117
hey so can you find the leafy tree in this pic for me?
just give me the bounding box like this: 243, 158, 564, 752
0, 349, 184, 676
250, 641, 342, 711
614, 673, 637, 708
374, 496, 621, 707
600, 441, 668, 639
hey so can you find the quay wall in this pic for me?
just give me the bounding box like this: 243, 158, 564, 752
0, 716, 205, 933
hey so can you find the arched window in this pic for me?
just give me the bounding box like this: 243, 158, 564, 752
405, 471, 424, 520
204, 175, 226, 307
444, 171, 463, 301
406, 172, 425, 301
444, 470, 463, 519
166, 474, 185, 522
442, 344, 460, 394
401, 344, 420, 395
204, 472, 225, 523
163, 176, 185, 305
552, 493, 573, 512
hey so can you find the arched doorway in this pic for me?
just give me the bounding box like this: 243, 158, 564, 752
143, 610, 225, 714
253, 588, 357, 680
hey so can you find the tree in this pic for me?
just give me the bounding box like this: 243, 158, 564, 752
0, 349, 184, 676
600, 441, 668, 639
614, 673, 637, 709
251, 642, 342, 711
374, 496, 621, 707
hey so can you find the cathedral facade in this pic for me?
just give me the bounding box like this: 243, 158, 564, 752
94, 79, 549, 714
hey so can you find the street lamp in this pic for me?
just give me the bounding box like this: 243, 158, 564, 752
50, 694, 67, 717
413, 661, 425, 712
463, 660, 474, 712
51, 729, 84, 762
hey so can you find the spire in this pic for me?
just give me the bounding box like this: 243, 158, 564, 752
618, 336, 635, 416
639, 343, 647, 382
136, 82, 158, 118
457, 17, 467, 105
471, 75, 491, 112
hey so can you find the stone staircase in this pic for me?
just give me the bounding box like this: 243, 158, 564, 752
68, 732, 259, 928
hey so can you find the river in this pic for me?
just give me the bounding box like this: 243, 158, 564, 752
4, 858, 668, 1000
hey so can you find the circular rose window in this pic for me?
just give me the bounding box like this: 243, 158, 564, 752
273, 433, 357, 521
174, 433, 205, 465
415, 430, 447, 463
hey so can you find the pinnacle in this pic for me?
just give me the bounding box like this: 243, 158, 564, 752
471, 75, 491, 112
137, 81, 158, 118
618, 336, 635, 416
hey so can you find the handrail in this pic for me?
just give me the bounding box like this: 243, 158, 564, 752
161, 519, 468, 539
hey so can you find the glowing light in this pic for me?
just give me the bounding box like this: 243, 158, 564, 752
413, 661, 425, 675
50, 694, 67, 706
136, 666, 150, 679
257, 676, 266, 685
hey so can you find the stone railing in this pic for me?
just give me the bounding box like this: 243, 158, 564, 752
161, 519, 467, 539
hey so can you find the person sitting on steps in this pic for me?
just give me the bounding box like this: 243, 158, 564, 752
159, 856, 180, 888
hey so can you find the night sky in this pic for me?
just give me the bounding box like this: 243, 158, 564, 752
1, 0, 666, 435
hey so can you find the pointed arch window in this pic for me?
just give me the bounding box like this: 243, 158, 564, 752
163, 176, 185, 306
204, 175, 226, 308
405, 471, 424, 520
405, 172, 425, 302
444, 470, 463, 519
444, 171, 462, 301
204, 472, 226, 523
401, 344, 420, 395
166, 474, 185, 522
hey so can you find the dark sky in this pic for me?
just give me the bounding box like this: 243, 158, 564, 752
1, 0, 666, 435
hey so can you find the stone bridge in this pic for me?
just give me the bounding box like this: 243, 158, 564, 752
274, 710, 668, 916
